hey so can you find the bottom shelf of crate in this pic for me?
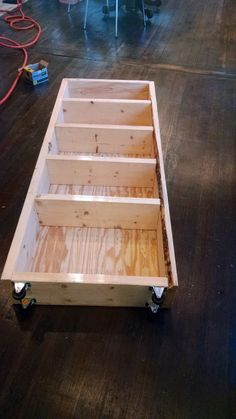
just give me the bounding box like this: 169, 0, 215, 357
11, 223, 169, 306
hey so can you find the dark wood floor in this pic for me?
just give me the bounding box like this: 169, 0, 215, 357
0, 0, 236, 418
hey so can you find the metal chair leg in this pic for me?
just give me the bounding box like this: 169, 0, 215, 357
141, 0, 146, 27
67, 0, 71, 13
106, 0, 110, 14
84, 0, 89, 29
115, 0, 118, 37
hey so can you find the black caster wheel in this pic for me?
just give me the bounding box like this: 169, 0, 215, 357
145, 302, 159, 319
152, 291, 165, 306
102, 5, 109, 14
145, 8, 153, 19
12, 283, 30, 301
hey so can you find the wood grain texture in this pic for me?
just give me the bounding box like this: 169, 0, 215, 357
29, 226, 164, 277
61, 98, 153, 125
8, 280, 161, 307
67, 79, 150, 99
46, 155, 156, 187
55, 124, 154, 156
35, 194, 160, 229
49, 184, 157, 198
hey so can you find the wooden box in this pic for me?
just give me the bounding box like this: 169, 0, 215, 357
1, 79, 178, 310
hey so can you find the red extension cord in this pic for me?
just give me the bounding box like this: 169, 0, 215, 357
0, 0, 42, 105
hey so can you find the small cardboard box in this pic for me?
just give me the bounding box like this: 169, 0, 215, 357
23, 60, 48, 86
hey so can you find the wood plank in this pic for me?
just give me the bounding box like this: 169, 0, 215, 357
11, 273, 168, 307
30, 226, 162, 277
35, 195, 160, 229
60, 99, 153, 125
149, 82, 178, 287
55, 123, 154, 155
12, 272, 168, 287
46, 155, 156, 187
49, 184, 157, 198
67, 79, 150, 99
1, 80, 68, 280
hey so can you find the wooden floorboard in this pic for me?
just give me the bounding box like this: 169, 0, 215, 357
0, 0, 236, 418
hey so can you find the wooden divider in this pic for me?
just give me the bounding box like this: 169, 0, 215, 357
35, 195, 160, 229
61, 99, 153, 125
55, 124, 154, 155
67, 80, 150, 100
46, 155, 156, 187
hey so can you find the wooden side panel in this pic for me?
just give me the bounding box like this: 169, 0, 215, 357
67, 79, 150, 100
35, 195, 161, 229
46, 155, 156, 188
149, 82, 178, 287
15, 283, 152, 307
61, 99, 153, 126
11, 272, 169, 307
55, 124, 154, 155
1, 80, 68, 280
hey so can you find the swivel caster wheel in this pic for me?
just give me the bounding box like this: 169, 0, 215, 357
102, 5, 109, 14
150, 287, 166, 306
145, 8, 153, 19
152, 291, 165, 306
12, 282, 30, 301
145, 302, 159, 319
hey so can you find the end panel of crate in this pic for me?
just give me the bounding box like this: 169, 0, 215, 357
1, 79, 177, 310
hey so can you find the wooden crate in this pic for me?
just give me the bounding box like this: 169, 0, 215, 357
1, 79, 178, 309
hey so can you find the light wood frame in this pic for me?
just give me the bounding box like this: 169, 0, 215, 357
1, 79, 178, 308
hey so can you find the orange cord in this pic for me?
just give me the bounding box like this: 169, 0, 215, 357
0, 0, 42, 105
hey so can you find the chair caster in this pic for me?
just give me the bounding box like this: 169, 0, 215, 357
145, 8, 153, 19
102, 4, 115, 14
102, 5, 109, 14
12, 282, 31, 301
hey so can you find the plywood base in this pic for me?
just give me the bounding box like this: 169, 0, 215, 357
29, 226, 164, 277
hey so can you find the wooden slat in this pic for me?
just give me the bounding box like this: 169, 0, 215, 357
12, 272, 168, 287
46, 155, 156, 187
1, 79, 68, 280
60, 98, 153, 126
35, 194, 160, 229
149, 82, 178, 287
11, 273, 168, 307
67, 79, 150, 99
55, 123, 154, 155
